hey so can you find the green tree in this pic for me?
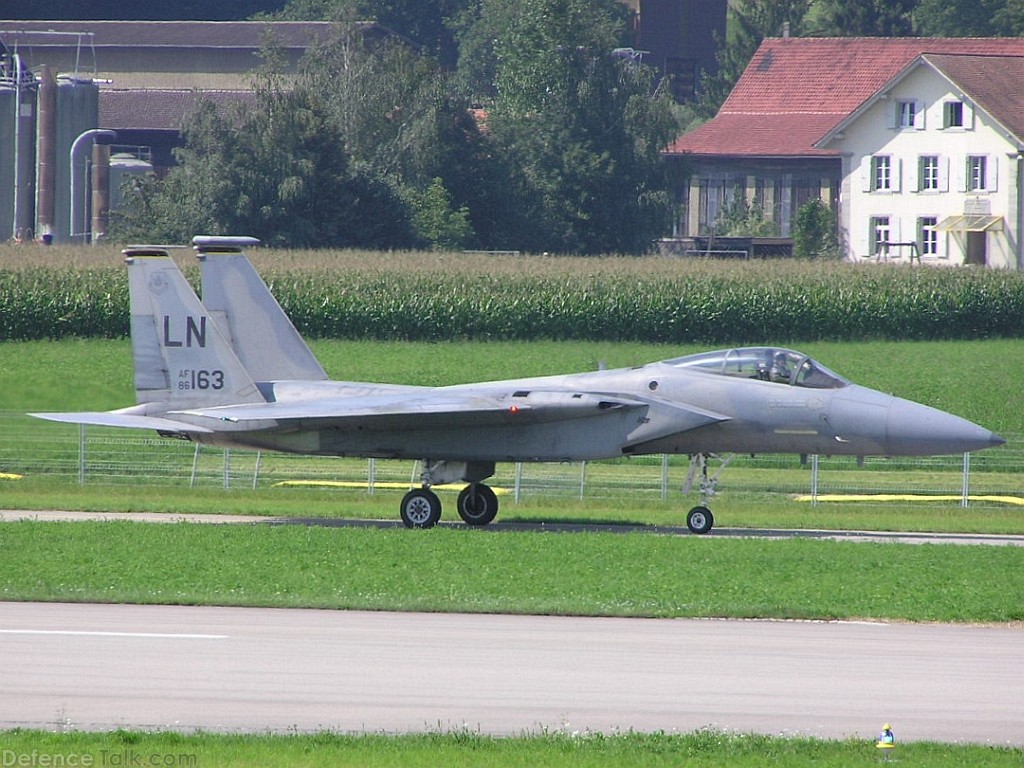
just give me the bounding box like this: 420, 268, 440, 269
914, 0, 1024, 35
792, 198, 837, 259
298, 22, 490, 245
409, 177, 473, 250
270, 0, 472, 66
112, 75, 415, 247
806, 0, 915, 36
486, 0, 679, 254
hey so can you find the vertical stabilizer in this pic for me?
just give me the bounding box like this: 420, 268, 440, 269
125, 248, 264, 407
195, 235, 328, 382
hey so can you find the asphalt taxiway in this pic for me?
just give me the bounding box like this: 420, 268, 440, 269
1, 601, 1021, 744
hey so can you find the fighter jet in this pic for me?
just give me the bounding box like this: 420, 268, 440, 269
32, 236, 1005, 533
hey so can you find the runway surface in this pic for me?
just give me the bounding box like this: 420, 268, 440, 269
2, 509, 1023, 546
1, 602, 1021, 744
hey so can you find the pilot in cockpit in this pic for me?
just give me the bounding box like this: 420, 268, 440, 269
769, 351, 792, 384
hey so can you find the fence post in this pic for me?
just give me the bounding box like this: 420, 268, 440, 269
78, 424, 86, 486
223, 449, 231, 489
661, 455, 669, 502
368, 458, 376, 495
810, 454, 819, 506
252, 451, 261, 490
514, 462, 523, 503
579, 461, 587, 500
961, 452, 970, 508
190, 443, 201, 488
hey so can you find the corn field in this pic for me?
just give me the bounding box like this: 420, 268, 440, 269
2, 245, 1023, 343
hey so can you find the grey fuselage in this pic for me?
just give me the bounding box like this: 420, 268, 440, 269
182, 358, 1001, 462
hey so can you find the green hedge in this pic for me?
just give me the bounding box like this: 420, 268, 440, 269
3, 263, 1023, 343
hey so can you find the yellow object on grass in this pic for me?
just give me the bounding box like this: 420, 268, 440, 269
796, 493, 1024, 506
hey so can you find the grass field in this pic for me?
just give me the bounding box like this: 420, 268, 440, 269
2, 729, 1020, 768
2, 729, 1015, 765
2, 520, 1022, 622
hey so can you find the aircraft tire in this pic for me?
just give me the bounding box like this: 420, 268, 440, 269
400, 488, 442, 529
686, 505, 714, 535
456, 483, 499, 526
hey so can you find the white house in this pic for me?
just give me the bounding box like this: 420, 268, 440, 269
664, 37, 1024, 268
816, 53, 1024, 268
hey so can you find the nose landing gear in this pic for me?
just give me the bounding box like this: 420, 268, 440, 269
683, 453, 734, 534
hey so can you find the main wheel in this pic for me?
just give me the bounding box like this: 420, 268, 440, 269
400, 488, 442, 529
686, 505, 714, 535
456, 483, 499, 526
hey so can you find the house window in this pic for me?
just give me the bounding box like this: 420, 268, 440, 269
968, 155, 988, 191
872, 155, 892, 191
897, 100, 917, 128
944, 101, 964, 128
918, 216, 938, 257
919, 155, 939, 191
869, 216, 891, 256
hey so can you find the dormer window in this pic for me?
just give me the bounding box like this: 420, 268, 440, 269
944, 100, 965, 128
896, 100, 923, 129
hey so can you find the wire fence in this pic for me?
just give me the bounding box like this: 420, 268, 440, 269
2, 412, 1022, 508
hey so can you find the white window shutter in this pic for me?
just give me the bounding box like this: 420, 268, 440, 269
861, 156, 873, 192
963, 102, 975, 129
893, 158, 902, 192
990, 156, 998, 191
888, 103, 899, 129
939, 156, 949, 192
911, 157, 921, 192
914, 100, 925, 129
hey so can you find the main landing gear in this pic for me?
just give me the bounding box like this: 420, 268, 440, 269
399, 460, 499, 529
682, 453, 735, 535
399, 483, 500, 529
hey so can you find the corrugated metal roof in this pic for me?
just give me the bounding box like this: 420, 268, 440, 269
0, 20, 338, 49
100, 89, 255, 131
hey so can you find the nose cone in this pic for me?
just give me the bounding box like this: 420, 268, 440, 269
886, 399, 1005, 455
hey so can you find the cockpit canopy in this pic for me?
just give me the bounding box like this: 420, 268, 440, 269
665, 347, 850, 389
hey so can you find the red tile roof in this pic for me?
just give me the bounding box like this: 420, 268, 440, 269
666, 37, 1024, 157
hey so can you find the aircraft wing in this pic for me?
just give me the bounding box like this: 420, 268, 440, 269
171, 389, 650, 431
30, 411, 214, 433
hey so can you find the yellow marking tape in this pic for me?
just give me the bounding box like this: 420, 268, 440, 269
795, 493, 1024, 506
0, 472, 23, 481
272, 480, 510, 495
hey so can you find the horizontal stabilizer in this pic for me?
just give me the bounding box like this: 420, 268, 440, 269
30, 411, 213, 434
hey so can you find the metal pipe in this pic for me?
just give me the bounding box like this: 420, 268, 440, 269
36, 64, 56, 241
90, 141, 110, 242
69, 128, 115, 243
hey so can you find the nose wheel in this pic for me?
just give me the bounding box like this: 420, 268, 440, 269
686, 505, 714, 535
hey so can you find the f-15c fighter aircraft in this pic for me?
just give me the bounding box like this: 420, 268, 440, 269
33, 236, 1005, 533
